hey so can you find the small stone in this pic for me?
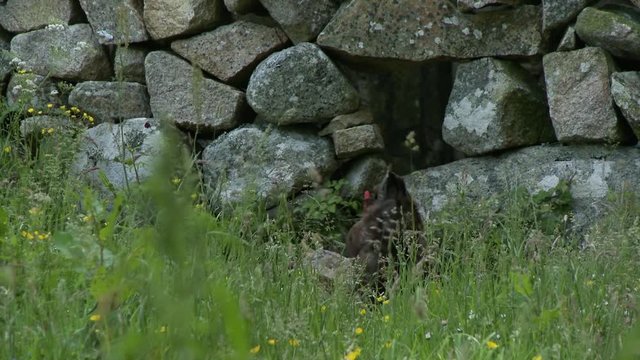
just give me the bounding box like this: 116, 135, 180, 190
318, 109, 374, 137
171, 21, 289, 83
457, 0, 521, 13
68, 81, 152, 123
304, 249, 356, 284
247, 42, 359, 125
557, 26, 577, 51
333, 124, 384, 159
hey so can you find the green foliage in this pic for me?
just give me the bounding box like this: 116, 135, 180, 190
2, 94, 640, 359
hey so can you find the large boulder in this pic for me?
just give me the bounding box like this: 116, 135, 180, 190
73, 118, 163, 190
145, 51, 249, 133
611, 71, 640, 139
10, 24, 111, 81
317, 1, 543, 62
68, 81, 152, 123
405, 145, 640, 232
78, 0, 148, 44
247, 43, 359, 125
259, 0, 338, 43
144, 0, 224, 40
0, 0, 79, 33
201, 125, 337, 208
543, 47, 625, 144
171, 21, 289, 83
575, 6, 640, 60
443, 58, 553, 156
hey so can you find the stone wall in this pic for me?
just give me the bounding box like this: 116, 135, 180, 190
2, 0, 640, 224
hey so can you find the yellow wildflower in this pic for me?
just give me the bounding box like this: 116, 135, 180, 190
376, 295, 386, 303
27, 107, 35, 114
355, 327, 364, 335
267, 338, 277, 346
532, 355, 542, 360
384, 341, 392, 349
88, 116, 95, 123
60, 105, 66, 111
159, 325, 167, 333
320, 305, 327, 313
17, 69, 27, 74
89, 314, 101, 322
3, 146, 11, 153
82, 215, 93, 223
249, 345, 260, 354
47, 103, 53, 109
24, 231, 34, 240
486, 341, 499, 350
359, 309, 366, 316
344, 346, 362, 360
585, 280, 594, 287
383, 315, 390, 323
288, 338, 300, 347
71, 106, 79, 113
65, 110, 71, 116
37, 111, 42, 115
47, 128, 54, 134
171, 177, 181, 185
383, 299, 390, 305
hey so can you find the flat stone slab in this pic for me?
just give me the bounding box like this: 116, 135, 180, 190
611, 71, 640, 140
171, 20, 288, 83
144, 0, 224, 40
73, 118, 163, 190
443, 57, 553, 155
405, 144, 640, 233
318, 109, 374, 136
145, 51, 248, 133
10, 24, 111, 81
333, 124, 384, 159
202, 125, 337, 208
247, 42, 359, 125
543, 47, 625, 144
79, 0, 148, 44
0, 0, 79, 33
68, 81, 152, 123
317, 1, 543, 62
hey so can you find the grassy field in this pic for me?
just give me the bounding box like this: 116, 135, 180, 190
2, 100, 640, 360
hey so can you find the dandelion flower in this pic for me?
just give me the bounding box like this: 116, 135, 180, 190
288, 339, 300, 347
249, 345, 260, 354
267, 338, 277, 346
89, 314, 101, 322
2, 146, 10, 153
344, 346, 362, 360
27, 107, 35, 114
486, 340, 499, 350
359, 309, 366, 316
47, 103, 53, 109
355, 327, 364, 335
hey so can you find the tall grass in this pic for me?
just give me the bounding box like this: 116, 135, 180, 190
1, 96, 640, 360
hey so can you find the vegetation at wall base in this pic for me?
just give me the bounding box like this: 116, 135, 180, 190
1, 98, 640, 360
